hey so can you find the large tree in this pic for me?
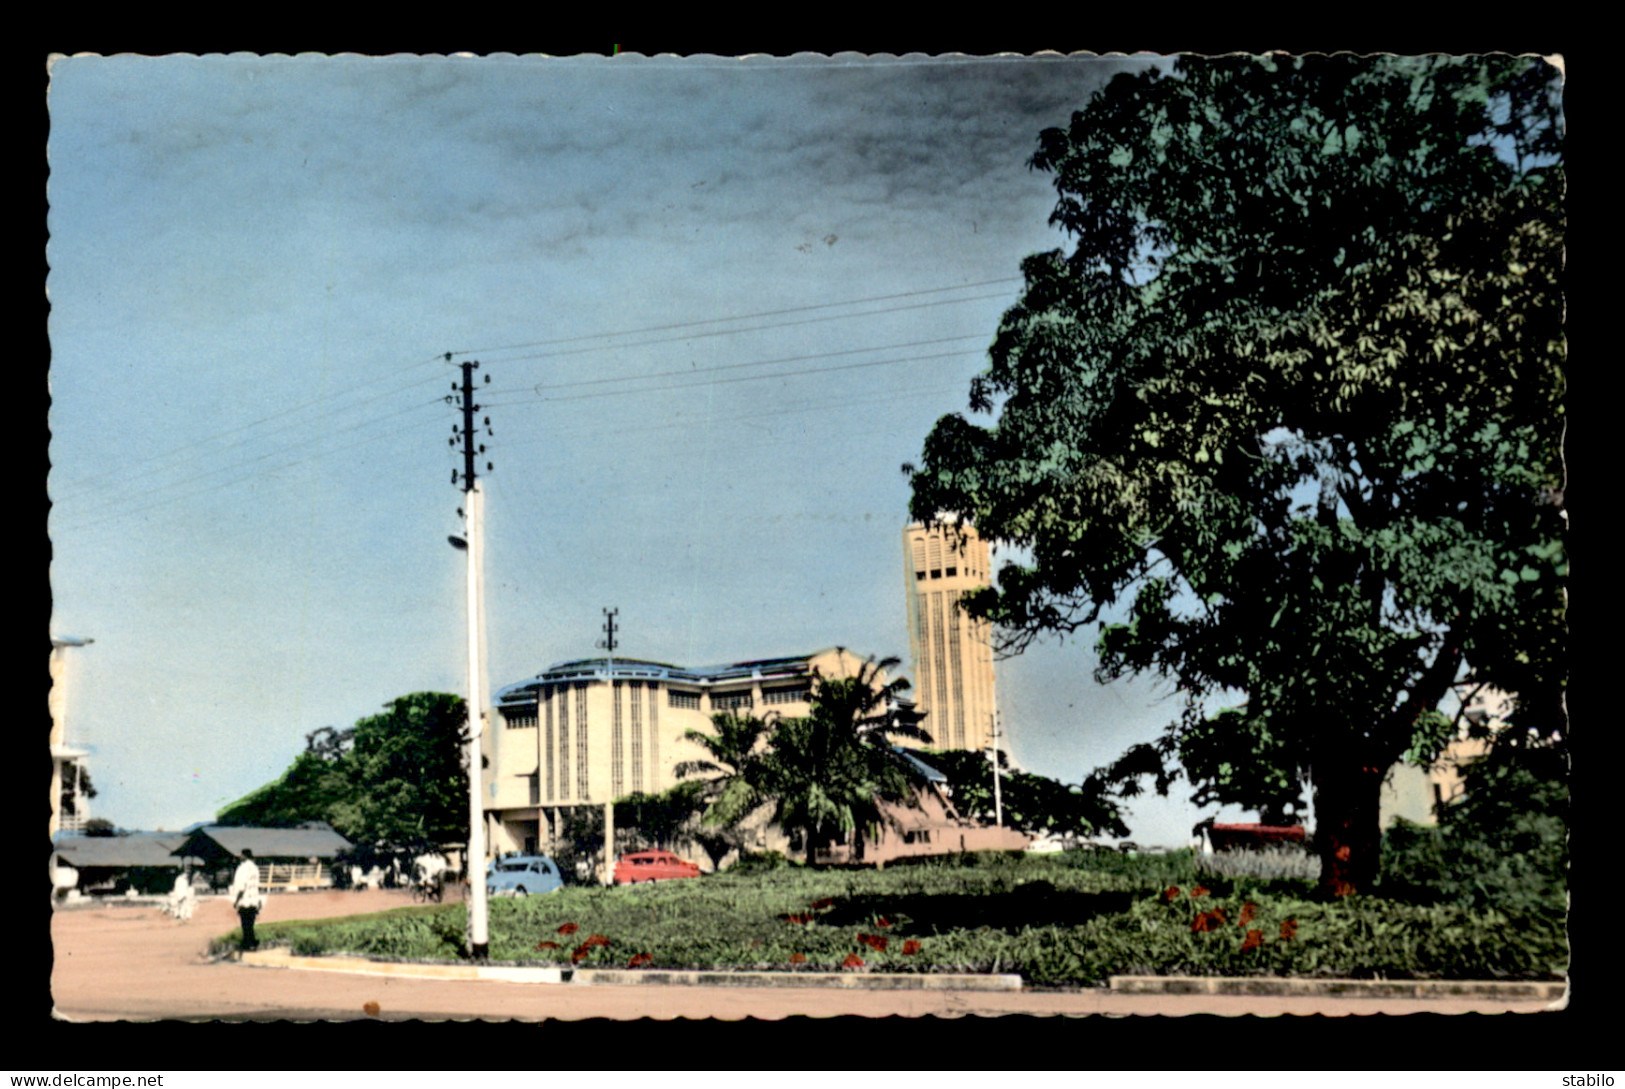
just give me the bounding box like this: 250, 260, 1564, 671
216, 726, 359, 831
906, 55, 1564, 894
217, 694, 470, 853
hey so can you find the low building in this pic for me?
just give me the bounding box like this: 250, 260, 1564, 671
170, 822, 352, 891
812, 750, 1032, 866
52, 831, 188, 896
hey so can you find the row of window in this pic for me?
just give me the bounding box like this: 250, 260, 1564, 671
504, 681, 816, 733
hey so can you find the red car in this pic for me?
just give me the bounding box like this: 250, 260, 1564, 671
614, 849, 703, 884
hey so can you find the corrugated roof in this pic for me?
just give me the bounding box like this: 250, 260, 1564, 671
175, 823, 353, 860
54, 832, 188, 869
892, 747, 948, 783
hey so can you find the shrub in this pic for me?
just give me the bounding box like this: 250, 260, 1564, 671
1195, 845, 1319, 882
1378, 746, 1567, 918
730, 851, 798, 874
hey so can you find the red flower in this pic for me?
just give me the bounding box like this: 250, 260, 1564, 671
1280, 919, 1298, 942
535, 940, 560, 950
1334, 845, 1352, 862
867, 934, 889, 952
583, 934, 611, 949
1210, 908, 1227, 925
1330, 879, 1356, 898
627, 953, 653, 968
876, 916, 891, 928
902, 940, 921, 955
557, 923, 579, 935
1191, 912, 1216, 933
781, 913, 809, 925
1191, 885, 1210, 898
1239, 902, 1257, 927
789, 953, 806, 965
570, 945, 590, 963
1241, 929, 1265, 951
1163, 886, 1181, 902
841, 953, 865, 969
812, 898, 834, 910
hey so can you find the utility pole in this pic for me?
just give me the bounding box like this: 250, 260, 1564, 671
990, 711, 1004, 828
597, 607, 618, 886
448, 356, 493, 959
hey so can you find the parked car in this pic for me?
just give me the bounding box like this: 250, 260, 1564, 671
614, 849, 703, 884
486, 855, 564, 897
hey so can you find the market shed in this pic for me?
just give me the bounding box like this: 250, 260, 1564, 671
171, 821, 352, 891
52, 831, 189, 895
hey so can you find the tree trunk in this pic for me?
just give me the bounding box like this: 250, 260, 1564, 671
1310, 757, 1387, 895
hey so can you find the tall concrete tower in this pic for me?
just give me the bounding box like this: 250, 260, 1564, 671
902, 521, 997, 752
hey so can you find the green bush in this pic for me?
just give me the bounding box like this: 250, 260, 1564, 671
729, 851, 799, 874
1378, 747, 1567, 918
239, 849, 1561, 984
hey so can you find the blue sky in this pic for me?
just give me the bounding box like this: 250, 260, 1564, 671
48, 51, 1249, 844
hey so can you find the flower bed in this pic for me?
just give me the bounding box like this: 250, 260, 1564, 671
226, 850, 1566, 987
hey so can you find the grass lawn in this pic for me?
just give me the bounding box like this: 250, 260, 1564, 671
223, 850, 1567, 988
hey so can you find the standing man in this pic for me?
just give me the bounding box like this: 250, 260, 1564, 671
230, 848, 264, 951
166, 869, 196, 923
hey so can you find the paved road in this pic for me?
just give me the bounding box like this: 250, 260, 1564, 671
50, 890, 1560, 1021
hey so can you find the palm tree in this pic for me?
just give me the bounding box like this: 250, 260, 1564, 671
673, 711, 775, 830
762, 655, 933, 865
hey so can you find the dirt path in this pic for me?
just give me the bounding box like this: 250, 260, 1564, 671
50, 890, 1561, 1021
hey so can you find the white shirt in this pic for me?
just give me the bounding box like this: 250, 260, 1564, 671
230, 858, 263, 911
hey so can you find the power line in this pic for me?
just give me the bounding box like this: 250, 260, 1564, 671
53, 397, 448, 534
474, 292, 1014, 370
54, 277, 1015, 532
497, 347, 983, 408
481, 333, 984, 403
443, 278, 1019, 358
53, 280, 1015, 504
51, 352, 448, 497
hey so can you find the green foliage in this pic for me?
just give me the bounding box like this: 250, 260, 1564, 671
216, 747, 355, 831
906, 55, 1565, 891
215, 694, 468, 853
674, 711, 774, 832
761, 656, 932, 863
1378, 743, 1567, 916
729, 851, 798, 874
921, 749, 1129, 838
1176, 708, 1308, 825
614, 782, 706, 850
259, 848, 1560, 983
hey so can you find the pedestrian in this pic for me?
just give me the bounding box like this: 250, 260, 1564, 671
166, 870, 196, 923
230, 848, 264, 951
